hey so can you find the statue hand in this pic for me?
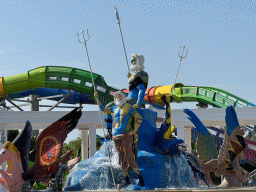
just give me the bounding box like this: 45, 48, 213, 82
128, 130, 136, 136
127, 73, 131, 78
177, 143, 187, 152
94, 91, 99, 102
132, 104, 139, 109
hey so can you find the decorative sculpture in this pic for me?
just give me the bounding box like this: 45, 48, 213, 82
0, 108, 82, 191
156, 94, 208, 186
95, 90, 192, 188
22, 108, 82, 182
0, 141, 26, 192
184, 106, 249, 187
102, 54, 149, 138
95, 91, 144, 187
32, 150, 79, 190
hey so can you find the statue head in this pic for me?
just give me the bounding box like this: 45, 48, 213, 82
114, 91, 126, 107
131, 54, 145, 72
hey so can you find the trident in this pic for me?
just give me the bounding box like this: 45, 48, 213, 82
170, 46, 188, 96
115, 6, 130, 73
77, 29, 117, 190
77, 30, 97, 91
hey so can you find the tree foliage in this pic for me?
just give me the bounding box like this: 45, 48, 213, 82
62, 137, 81, 160
7, 130, 19, 142
62, 136, 102, 159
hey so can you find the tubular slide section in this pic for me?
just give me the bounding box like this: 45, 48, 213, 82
6, 88, 97, 105
143, 84, 255, 108
0, 66, 255, 108
0, 66, 118, 105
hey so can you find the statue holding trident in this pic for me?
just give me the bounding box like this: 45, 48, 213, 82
98, 8, 149, 139
115, 7, 149, 109
77, 29, 117, 190
94, 91, 145, 187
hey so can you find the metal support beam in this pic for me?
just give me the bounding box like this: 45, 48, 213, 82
8, 103, 30, 108
6, 99, 24, 111
48, 93, 71, 111
0, 100, 13, 111
39, 105, 82, 109
7, 99, 32, 103
37, 94, 68, 101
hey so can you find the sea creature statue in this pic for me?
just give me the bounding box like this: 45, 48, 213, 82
156, 94, 208, 186
154, 94, 185, 155
0, 108, 82, 192
0, 141, 26, 192
184, 106, 249, 187
133, 93, 203, 188
0, 121, 32, 192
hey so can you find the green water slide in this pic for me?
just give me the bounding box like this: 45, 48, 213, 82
173, 85, 255, 108
0, 66, 118, 105
0, 66, 254, 107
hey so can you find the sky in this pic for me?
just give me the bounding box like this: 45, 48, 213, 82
0, 0, 255, 143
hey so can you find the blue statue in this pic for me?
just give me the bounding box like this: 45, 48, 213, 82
64, 94, 203, 190
102, 54, 149, 138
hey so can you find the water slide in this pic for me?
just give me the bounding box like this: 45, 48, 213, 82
0, 66, 116, 105
0, 66, 255, 108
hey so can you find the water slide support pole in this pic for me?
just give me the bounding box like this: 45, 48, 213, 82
30, 94, 39, 137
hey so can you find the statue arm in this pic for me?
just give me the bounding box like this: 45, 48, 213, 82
129, 111, 142, 135
128, 73, 136, 83
101, 106, 111, 114
94, 91, 111, 113
128, 71, 148, 108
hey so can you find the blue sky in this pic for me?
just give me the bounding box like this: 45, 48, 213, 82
1, 0, 255, 143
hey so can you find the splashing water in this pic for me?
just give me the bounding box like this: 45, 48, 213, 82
164, 154, 198, 189
64, 140, 124, 191
64, 140, 200, 191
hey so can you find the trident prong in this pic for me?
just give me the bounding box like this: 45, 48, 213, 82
178, 46, 188, 60
76, 29, 95, 91
169, 46, 188, 96
77, 29, 90, 45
